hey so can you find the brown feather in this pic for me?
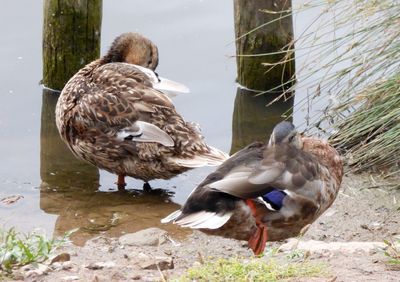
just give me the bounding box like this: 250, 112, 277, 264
55, 33, 228, 183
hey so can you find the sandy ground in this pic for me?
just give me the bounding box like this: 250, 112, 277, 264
8, 173, 400, 281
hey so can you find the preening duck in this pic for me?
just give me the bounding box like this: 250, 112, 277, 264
162, 121, 343, 255
55, 32, 228, 190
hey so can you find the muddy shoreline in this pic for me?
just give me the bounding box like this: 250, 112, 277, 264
10, 173, 400, 281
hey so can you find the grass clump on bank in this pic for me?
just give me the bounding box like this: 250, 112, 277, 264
260, 1, 400, 173
0, 228, 70, 273
177, 257, 326, 281
330, 75, 400, 172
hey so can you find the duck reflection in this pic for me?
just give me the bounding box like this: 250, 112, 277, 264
40, 89, 189, 245
230, 87, 294, 154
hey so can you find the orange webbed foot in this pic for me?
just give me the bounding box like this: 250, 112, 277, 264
246, 199, 268, 255
248, 223, 268, 255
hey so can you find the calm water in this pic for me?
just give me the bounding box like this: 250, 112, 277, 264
0, 1, 305, 244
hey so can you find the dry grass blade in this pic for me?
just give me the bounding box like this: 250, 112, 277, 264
260, 0, 400, 173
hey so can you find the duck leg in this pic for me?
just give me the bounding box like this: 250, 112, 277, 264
117, 174, 126, 191
246, 199, 268, 256
143, 182, 152, 191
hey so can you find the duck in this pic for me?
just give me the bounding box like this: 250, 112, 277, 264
55, 32, 228, 190
162, 121, 343, 255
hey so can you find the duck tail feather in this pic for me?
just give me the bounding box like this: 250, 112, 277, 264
204, 145, 230, 165
161, 210, 182, 224
174, 211, 233, 229
154, 76, 190, 97
168, 146, 229, 168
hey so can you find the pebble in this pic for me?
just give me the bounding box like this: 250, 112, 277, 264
50, 253, 71, 264
133, 252, 174, 270
86, 261, 116, 270
119, 227, 168, 246
25, 263, 49, 278
61, 275, 80, 281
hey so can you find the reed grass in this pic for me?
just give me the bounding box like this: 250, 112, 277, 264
254, 0, 400, 172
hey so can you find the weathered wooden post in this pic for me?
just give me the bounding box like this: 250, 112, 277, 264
40, 0, 102, 191
234, 0, 295, 91
42, 0, 102, 90
231, 0, 295, 153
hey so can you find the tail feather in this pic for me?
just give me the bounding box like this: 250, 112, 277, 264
161, 210, 233, 230
168, 145, 229, 168
161, 210, 182, 223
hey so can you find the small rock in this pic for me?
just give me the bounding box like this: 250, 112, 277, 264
192, 261, 202, 268
132, 274, 142, 280
62, 275, 80, 281
134, 252, 174, 270
119, 227, 168, 246
86, 261, 116, 270
61, 261, 74, 270
111, 271, 127, 281
25, 263, 49, 277
50, 253, 71, 264
51, 262, 63, 271
11, 271, 25, 280
278, 238, 299, 252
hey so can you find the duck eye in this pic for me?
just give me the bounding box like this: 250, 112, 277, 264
289, 135, 295, 142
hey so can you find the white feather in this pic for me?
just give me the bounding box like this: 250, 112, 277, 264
161, 210, 182, 223
116, 120, 174, 147
168, 146, 229, 168
131, 64, 190, 96
176, 211, 216, 226
154, 76, 190, 96
175, 211, 233, 229
257, 196, 277, 211
209, 174, 249, 191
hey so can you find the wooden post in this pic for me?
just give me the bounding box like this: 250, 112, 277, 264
42, 0, 102, 90
40, 1, 102, 188
234, 0, 295, 91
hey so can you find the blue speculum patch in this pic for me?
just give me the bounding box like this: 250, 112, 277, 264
262, 190, 287, 210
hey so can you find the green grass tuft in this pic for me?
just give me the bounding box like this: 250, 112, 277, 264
384, 239, 400, 269
0, 228, 72, 273
177, 257, 326, 282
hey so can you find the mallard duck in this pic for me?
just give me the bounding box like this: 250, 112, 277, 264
55, 32, 228, 190
162, 121, 343, 255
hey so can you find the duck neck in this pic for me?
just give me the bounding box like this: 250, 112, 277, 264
98, 53, 118, 65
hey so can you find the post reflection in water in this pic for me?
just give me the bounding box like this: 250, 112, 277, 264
40, 90, 189, 245
230, 87, 294, 155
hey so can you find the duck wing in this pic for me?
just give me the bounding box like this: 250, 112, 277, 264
70, 63, 177, 147
96, 62, 189, 98
209, 143, 321, 199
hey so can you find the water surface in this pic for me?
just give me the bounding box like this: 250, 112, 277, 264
0, 0, 303, 244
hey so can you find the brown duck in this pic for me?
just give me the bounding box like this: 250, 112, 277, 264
162, 121, 343, 255
55, 32, 228, 190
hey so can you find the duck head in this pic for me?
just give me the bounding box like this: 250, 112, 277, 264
268, 121, 303, 149
102, 32, 159, 70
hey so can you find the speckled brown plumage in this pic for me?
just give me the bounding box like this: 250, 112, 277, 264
162, 121, 343, 254
55, 33, 228, 187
